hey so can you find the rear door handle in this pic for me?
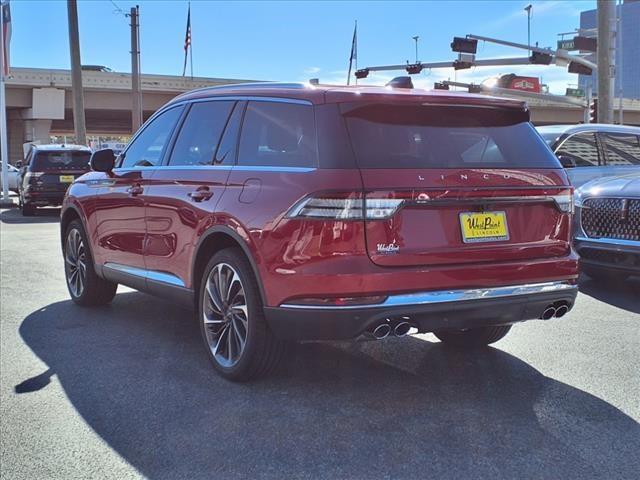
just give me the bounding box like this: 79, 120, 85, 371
127, 184, 144, 196
188, 187, 213, 202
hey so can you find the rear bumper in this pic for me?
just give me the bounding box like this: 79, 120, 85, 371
575, 236, 640, 275
24, 191, 65, 206
264, 281, 578, 340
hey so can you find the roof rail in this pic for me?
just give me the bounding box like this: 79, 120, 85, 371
171, 81, 313, 102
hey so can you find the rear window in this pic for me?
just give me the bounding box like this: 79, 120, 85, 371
341, 103, 560, 169
32, 151, 91, 170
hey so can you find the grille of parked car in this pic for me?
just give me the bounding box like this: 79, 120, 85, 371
582, 198, 640, 241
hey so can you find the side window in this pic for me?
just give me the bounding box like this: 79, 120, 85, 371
602, 133, 640, 166
168, 101, 234, 166
238, 101, 317, 168
120, 106, 182, 168
556, 132, 600, 167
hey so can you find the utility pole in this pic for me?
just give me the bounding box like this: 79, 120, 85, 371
412, 36, 419, 63
130, 5, 142, 132
67, 0, 86, 145
525, 5, 532, 54
597, 0, 616, 124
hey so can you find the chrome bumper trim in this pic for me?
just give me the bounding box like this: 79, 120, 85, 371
280, 281, 577, 310
575, 236, 640, 248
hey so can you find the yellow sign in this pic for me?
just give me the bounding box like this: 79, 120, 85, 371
59, 175, 75, 183
459, 211, 509, 243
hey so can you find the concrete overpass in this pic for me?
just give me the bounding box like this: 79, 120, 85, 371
4, 67, 255, 163
4, 67, 640, 164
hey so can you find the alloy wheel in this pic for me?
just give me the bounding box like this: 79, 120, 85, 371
65, 228, 86, 297
203, 262, 249, 367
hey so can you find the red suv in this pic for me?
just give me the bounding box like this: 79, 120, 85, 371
60, 82, 579, 381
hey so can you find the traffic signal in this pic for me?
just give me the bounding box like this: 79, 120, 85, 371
568, 62, 592, 75
355, 68, 370, 79
529, 51, 553, 65
434, 82, 449, 90
589, 98, 598, 123
451, 37, 478, 54
468, 84, 482, 93
405, 63, 423, 75
453, 60, 472, 70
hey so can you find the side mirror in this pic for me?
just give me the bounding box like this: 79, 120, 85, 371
90, 149, 116, 172
15, 160, 22, 168
557, 154, 576, 168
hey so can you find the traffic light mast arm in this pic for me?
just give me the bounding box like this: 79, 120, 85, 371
443, 80, 588, 107
466, 34, 598, 72
361, 57, 534, 74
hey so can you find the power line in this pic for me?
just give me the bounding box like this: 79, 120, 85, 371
109, 0, 127, 17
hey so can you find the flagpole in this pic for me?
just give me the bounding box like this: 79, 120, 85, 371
0, 1, 10, 204
189, 2, 193, 80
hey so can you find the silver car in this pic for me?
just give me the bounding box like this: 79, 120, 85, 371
537, 124, 640, 188
574, 172, 640, 281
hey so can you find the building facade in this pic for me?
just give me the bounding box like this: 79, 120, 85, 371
578, 0, 640, 100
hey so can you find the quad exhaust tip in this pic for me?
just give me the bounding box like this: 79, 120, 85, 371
540, 303, 570, 320
372, 323, 391, 339
394, 322, 412, 337
541, 306, 557, 320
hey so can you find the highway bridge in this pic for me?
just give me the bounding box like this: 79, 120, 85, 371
4, 67, 640, 164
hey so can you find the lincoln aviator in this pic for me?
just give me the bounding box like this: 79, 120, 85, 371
60, 81, 579, 381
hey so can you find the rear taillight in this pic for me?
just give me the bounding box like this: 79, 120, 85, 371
287, 193, 404, 220
24, 172, 44, 183
551, 192, 574, 214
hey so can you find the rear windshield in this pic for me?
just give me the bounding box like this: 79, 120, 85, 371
341, 103, 561, 169
32, 151, 91, 170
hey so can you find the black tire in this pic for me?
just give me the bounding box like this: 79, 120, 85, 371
198, 247, 286, 382
20, 197, 36, 216
434, 325, 512, 349
63, 219, 118, 306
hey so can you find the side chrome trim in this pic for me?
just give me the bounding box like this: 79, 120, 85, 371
103, 263, 185, 287
575, 236, 640, 248
280, 281, 577, 310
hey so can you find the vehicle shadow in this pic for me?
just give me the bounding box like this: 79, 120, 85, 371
0, 207, 61, 224
18, 292, 640, 480
579, 274, 640, 314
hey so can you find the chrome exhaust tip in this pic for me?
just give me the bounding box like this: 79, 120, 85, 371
554, 304, 569, 318
394, 321, 412, 337
541, 306, 556, 320
372, 323, 391, 340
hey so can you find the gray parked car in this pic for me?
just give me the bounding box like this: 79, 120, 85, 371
574, 172, 640, 281
536, 124, 640, 188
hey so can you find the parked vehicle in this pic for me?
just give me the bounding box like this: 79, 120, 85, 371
574, 173, 640, 281
536, 124, 640, 188
18, 144, 92, 216
0, 163, 20, 193
61, 81, 579, 381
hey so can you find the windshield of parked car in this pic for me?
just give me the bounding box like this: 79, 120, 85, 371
342, 103, 561, 169
32, 151, 91, 170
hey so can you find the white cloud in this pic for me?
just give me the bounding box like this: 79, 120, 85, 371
303, 66, 321, 74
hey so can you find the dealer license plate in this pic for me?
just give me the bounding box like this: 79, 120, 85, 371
459, 211, 509, 243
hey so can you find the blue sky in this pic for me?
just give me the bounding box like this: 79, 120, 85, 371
10, 0, 595, 93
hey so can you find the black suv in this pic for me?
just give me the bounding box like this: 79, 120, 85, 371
18, 144, 92, 216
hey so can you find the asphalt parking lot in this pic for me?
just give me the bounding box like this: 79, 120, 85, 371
1, 207, 639, 480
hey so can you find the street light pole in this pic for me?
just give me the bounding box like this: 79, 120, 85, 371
597, 0, 616, 123
524, 5, 532, 54
412, 35, 419, 63
67, 0, 87, 145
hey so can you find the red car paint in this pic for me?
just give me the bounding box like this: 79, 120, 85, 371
62, 83, 578, 337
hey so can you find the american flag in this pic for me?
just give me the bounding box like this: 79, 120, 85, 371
182, 4, 191, 76
2, 0, 11, 78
